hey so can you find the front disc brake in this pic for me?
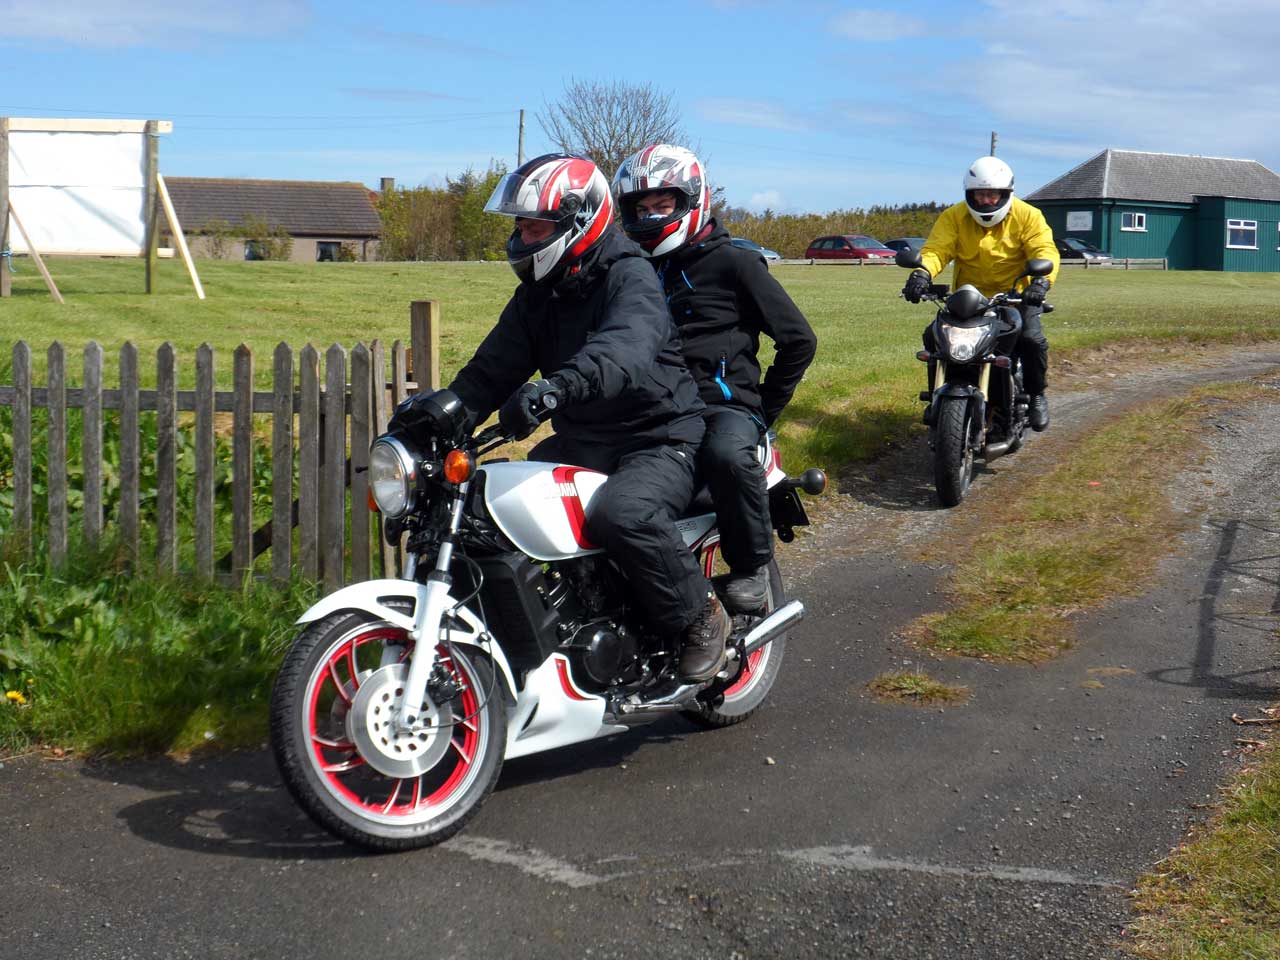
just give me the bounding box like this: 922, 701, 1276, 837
347, 663, 453, 778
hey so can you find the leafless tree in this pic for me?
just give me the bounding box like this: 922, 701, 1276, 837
537, 78, 688, 177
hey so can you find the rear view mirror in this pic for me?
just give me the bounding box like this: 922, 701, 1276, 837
1025, 258, 1053, 277
895, 248, 923, 269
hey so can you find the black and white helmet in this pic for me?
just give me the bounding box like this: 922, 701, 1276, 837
611, 144, 712, 258
484, 153, 614, 284
963, 156, 1014, 228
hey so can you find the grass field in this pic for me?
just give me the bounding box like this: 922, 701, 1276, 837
4, 256, 1280, 477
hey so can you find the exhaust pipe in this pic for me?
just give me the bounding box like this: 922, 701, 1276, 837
740, 600, 805, 658
983, 439, 1013, 459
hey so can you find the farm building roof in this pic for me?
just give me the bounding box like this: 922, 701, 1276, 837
1025, 149, 1280, 204
165, 177, 382, 237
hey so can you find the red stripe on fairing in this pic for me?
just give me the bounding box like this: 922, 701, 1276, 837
554, 655, 593, 701
552, 465, 598, 548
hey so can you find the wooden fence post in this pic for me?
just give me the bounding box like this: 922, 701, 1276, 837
144, 120, 158, 293
194, 344, 215, 578
232, 344, 254, 580
410, 300, 440, 393
82, 342, 103, 545
350, 343, 372, 583
12, 341, 31, 546
322, 344, 347, 591
271, 342, 294, 584
371, 340, 396, 579
47, 343, 67, 565
156, 343, 177, 572
119, 343, 139, 561
298, 344, 320, 581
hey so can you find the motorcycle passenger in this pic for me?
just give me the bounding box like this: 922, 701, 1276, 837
902, 156, 1060, 431
612, 145, 817, 612
394, 154, 731, 684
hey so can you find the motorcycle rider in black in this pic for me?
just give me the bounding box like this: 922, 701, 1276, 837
390, 154, 731, 683
612, 145, 817, 612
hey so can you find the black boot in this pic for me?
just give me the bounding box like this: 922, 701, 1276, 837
1030, 394, 1049, 432
722, 566, 769, 613
679, 593, 731, 682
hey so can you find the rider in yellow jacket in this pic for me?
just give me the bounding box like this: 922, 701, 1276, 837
903, 156, 1060, 430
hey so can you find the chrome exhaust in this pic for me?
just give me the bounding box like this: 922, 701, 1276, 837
740, 600, 805, 658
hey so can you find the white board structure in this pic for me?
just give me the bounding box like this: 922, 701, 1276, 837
6, 118, 172, 256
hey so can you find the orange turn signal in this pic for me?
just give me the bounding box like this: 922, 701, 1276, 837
367, 488, 379, 513
443, 450, 474, 484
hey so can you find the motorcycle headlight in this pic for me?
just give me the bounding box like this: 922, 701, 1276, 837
940, 323, 991, 363
369, 437, 418, 518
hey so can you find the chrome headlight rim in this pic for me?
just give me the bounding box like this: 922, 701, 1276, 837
369, 436, 418, 519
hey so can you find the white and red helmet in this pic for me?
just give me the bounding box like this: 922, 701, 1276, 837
611, 144, 712, 258
963, 156, 1015, 228
485, 153, 614, 284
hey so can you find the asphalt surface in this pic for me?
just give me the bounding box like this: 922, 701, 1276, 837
4, 348, 1279, 960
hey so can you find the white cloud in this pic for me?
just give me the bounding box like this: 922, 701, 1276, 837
695, 98, 809, 132
748, 190, 785, 212
0, 0, 307, 47
829, 10, 926, 42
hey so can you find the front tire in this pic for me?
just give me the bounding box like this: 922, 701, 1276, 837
270, 609, 506, 852
933, 397, 974, 507
685, 559, 786, 727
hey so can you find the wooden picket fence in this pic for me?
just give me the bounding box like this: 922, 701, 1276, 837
0, 301, 442, 589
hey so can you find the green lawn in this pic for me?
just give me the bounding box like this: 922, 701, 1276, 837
4, 256, 1280, 478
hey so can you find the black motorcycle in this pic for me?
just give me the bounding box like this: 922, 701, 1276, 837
896, 249, 1054, 506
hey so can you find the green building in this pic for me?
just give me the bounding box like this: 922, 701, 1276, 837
1025, 149, 1280, 271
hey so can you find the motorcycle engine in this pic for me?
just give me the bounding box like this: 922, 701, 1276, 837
564, 619, 641, 689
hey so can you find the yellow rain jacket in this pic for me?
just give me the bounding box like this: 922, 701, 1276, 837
919, 197, 1060, 297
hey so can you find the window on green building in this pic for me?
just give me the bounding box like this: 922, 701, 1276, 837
1226, 219, 1257, 249
1121, 212, 1147, 231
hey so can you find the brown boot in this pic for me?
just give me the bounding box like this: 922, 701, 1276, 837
679, 592, 731, 682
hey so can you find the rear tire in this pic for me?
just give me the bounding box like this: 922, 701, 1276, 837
270, 609, 506, 852
934, 397, 974, 507
684, 559, 786, 728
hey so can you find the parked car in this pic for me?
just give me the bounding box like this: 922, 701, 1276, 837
1055, 237, 1112, 261
805, 235, 896, 260
729, 236, 782, 263
884, 237, 928, 254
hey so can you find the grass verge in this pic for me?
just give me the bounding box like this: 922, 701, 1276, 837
911, 380, 1271, 661
0, 542, 317, 757
867, 670, 969, 706
1125, 713, 1279, 958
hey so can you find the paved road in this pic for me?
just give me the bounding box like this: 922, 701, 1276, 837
4, 351, 1279, 959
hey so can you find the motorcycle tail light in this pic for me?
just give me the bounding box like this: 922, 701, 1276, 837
443, 449, 474, 484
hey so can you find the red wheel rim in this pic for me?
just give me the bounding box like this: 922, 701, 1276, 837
305, 626, 483, 820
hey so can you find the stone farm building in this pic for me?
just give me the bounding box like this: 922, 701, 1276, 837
1026, 149, 1280, 271
164, 177, 382, 262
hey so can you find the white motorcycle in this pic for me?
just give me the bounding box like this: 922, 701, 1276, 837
270, 388, 826, 851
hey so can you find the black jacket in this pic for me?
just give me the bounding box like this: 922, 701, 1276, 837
449, 226, 705, 450
658, 222, 816, 425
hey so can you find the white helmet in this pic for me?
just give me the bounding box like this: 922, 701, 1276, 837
611, 144, 712, 258
484, 153, 614, 284
963, 156, 1014, 228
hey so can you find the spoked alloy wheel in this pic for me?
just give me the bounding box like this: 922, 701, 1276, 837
270, 609, 506, 851
685, 558, 786, 728
933, 396, 975, 507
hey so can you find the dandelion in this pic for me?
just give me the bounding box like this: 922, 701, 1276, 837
5, 690, 28, 706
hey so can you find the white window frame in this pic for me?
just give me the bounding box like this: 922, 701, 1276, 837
1120, 211, 1147, 232
1226, 218, 1257, 250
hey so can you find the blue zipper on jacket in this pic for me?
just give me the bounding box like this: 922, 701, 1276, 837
714, 351, 731, 400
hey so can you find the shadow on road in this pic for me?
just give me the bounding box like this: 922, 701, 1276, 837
1148, 517, 1280, 701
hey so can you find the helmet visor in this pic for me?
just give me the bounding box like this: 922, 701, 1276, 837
485, 170, 564, 221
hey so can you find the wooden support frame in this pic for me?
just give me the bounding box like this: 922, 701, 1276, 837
156, 172, 205, 299
0, 117, 9, 297
7, 200, 64, 303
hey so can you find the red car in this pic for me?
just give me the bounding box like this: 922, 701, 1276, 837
805, 234, 896, 260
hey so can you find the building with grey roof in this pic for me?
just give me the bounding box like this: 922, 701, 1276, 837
1025, 149, 1280, 270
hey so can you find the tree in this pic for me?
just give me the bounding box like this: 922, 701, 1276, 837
537, 78, 687, 177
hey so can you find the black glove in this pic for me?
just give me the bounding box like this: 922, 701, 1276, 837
1021, 277, 1050, 307
499, 378, 564, 440
902, 270, 932, 303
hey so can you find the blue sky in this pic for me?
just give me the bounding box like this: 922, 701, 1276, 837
4, 0, 1277, 214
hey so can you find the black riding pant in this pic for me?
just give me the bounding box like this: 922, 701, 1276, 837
529, 433, 709, 635
698, 406, 773, 575
921, 303, 1049, 395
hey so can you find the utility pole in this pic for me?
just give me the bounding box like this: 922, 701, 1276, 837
518, 109, 525, 166
990, 131, 998, 156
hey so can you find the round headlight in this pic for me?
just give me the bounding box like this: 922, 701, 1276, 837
941, 323, 991, 363
369, 437, 417, 518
